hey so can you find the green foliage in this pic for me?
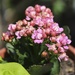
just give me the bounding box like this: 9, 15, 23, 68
6, 43, 15, 53
28, 63, 53, 75
16, 50, 27, 65
63, 25, 71, 39
6, 38, 44, 68
53, 0, 66, 15
51, 59, 60, 75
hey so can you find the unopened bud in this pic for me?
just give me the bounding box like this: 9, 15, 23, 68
54, 50, 58, 54
41, 51, 48, 58
51, 31, 56, 36
16, 20, 23, 26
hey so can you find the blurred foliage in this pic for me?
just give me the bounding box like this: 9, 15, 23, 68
52, 0, 66, 15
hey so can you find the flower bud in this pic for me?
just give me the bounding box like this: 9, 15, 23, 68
45, 28, 50, 35
16, 20, 23, 30
16, 20, 23, 26
23, 19, 28, 25
35, 4, 41, 13
50, 37, 56, 42
46, 8, 51, 13
56, 43, 61, 47
5, 35, 10, 41
41, 51, 48, 58
51, 31, 56, 36
30, 21, 35, 26
54, 50, 58, 54
41, 6, 46, 11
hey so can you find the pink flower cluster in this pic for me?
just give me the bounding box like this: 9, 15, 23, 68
2, 5, 71, 61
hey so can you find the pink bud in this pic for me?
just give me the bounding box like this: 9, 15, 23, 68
26, 16, 31, 20
51, 31, 56, 36
23, 19, 28, 25
54, 50, 58, 54
62, 33, 66, 36
58, 47, 65, 53
35, 4, 41, 12
43, 32, 47, 38
47, 23, 51, 27
16, 20, 23, 26
5, 35, 10, 41
30, 11, 36, 18
46, 8, 51, 13
41, 6, 46, 11
45, 28, 50, 35
25, 11, 29, 16
56, 43, 61, 47
50, 37, 56, 42
30, 21, 35, 26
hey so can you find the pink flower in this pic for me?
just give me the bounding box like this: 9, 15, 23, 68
31, 28, 44, 44
2, 5, 71, 63
34, 39, 43, 44
63, 46, 69, 50
50, 23, 63, 34
30, 11, 36, 18
58, 47, 65, 53
23, 19, 28, 25
8, 24, 16, 32
45, 28, 51, 35
45, 44, 56, 51
56, 34, 71, 46
67, 39, 71, 44
2, 32, 10, 41
35, 4, 41, 13
50, 37, 56, 42
15, 31, 21, 39
26, 16, 31, 20
58, 53, 68, 61
25, 6, 35, 17
34, 16, 42, 26
41, 5, 46, 11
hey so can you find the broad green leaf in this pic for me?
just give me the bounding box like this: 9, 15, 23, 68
28, 65, 42, 75
28, 64, 53, 75
51, 60, 60, 75
6, 43, 15, 53
0, 62, 30, 75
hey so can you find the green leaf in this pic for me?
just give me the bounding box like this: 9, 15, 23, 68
6, 43, 15, 53
63, 25, 71, 39
28, 65, 42, 75
0, 62, 30, 75
28, 64, 53, 75
16, 50, 28, 65
39, 43, 45, 55
51, 60, 60, 75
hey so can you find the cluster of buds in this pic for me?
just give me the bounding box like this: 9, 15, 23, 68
2, 4, 71, 61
